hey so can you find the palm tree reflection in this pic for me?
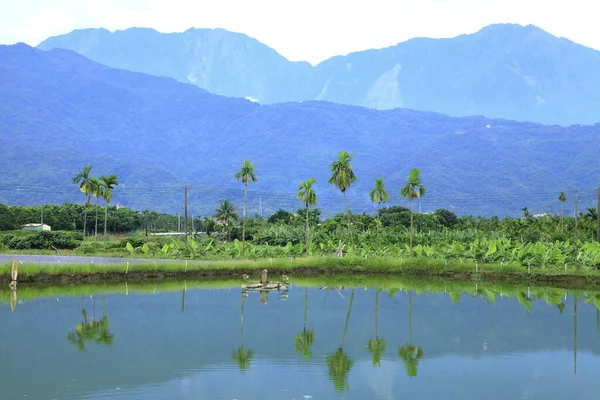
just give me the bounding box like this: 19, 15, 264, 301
67, 294, 114, 352
398, 291, 423, 377
232, 293, 253, 372
368, 289, 386, 366
326, 288, 355, 392
294, 287, 314, 359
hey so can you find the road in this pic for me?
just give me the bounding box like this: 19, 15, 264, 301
0, 254, 206, 265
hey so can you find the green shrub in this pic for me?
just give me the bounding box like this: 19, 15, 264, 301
7, 231, 81, 250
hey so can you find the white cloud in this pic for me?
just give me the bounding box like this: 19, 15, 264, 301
1, 0, 599, 64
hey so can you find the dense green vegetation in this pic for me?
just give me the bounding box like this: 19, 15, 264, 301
1, 198, 599, 279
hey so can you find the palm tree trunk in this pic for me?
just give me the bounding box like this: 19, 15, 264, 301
561, 202, 564, 232
305, 203, 310, 256
341, 289, 355, 348
104, 203, 108, 237
94, 209, 98, 237
242, 183, 247, 257
343, 191, 350, 225
410, 200, 414, 251
83, 204, 88, 236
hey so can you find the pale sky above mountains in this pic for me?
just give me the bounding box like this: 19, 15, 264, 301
1, 0, 599, 64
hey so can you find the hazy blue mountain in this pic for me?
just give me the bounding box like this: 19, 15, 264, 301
1, 43, 599, 217
37, 24, 600, 126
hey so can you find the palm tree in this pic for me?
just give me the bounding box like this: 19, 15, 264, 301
558, 191, 567, 231
214, 200, 239, 241
368, 289, 386, 366
328, 151, 357, 230
297, 178, 317, 256
294, 287, 314, 359
369, 178, 389, 244
72, 165, 94, 235
398, 291, 423, 377
369, 178, 389, 220
326, 289, 355, 392
400, 168, 425, 251
99, 174, 119, 237
232, 293, 253, 372
235, 160, 257, 257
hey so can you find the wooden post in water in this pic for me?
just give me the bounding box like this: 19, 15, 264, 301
261, 269, 268, 285
10, 289, 17, 312
260, 290, 268, 305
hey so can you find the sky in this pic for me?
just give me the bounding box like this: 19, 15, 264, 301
1, 0, 599, 64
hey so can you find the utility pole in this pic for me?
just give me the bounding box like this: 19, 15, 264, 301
574, 188, 579, 228
184, 184, 188, 241
597, 186, 599, 242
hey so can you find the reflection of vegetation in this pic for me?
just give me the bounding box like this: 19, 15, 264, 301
232, 293, 253, 372
368, 289, 386, 366
399, 291, 423, 377
294, 287, 314, 359
67, 295, 114, 352
326, 288, 354, 392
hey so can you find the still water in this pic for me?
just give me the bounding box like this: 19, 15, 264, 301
1, 278, 600, 400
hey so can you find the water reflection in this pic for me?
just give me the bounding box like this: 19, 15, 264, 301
367, 289, 386, 366
398, 291, 423, 377
232, 292, 253, 372
67, 295, 114, 352
326, 288, 354, 392
2, 278, 600, 400
294, 287, 314, 359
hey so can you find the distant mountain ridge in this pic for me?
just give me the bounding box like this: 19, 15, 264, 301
1, 43, 599, 217
37, 23, 600, 126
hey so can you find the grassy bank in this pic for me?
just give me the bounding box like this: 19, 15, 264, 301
3, 255, 600, 289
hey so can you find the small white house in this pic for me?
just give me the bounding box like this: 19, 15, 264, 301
22, 223, 51, 231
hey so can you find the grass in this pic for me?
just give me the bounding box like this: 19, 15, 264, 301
2, 255, 600, 288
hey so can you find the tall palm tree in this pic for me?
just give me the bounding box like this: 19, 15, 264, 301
214, 200, 239, 241
326, 288, 355, 392
369, 178, 389, 220
99, 174, 119, 237
232, 293, 253, 372
368, 289, 386, 366
297, 178, 317, 256
72, 165, 94, 236
369, 178, 389, 244
558, 191, 567, 231
294, 287, 314, 359
328, 151, 357, 230
400, 168, 425, 251
398, 291, 423, 377
235, 160, 257, 257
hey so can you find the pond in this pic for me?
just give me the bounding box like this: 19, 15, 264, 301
1, 277, 600, 399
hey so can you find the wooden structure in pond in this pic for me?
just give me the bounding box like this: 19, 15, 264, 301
241, 269, 289, 292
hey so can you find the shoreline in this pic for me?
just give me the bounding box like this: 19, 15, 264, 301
2, 255, 600, 290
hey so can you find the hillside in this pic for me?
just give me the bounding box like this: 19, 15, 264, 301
37, 24, 600, 126
1, 43, 599, 217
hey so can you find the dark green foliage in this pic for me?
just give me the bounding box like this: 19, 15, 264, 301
267, 209, 295, 225
434, 209, 458, 229
7, 231, 82, 250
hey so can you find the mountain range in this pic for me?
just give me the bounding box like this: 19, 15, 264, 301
37, 23, 600, 126
1, 43, 599, 217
